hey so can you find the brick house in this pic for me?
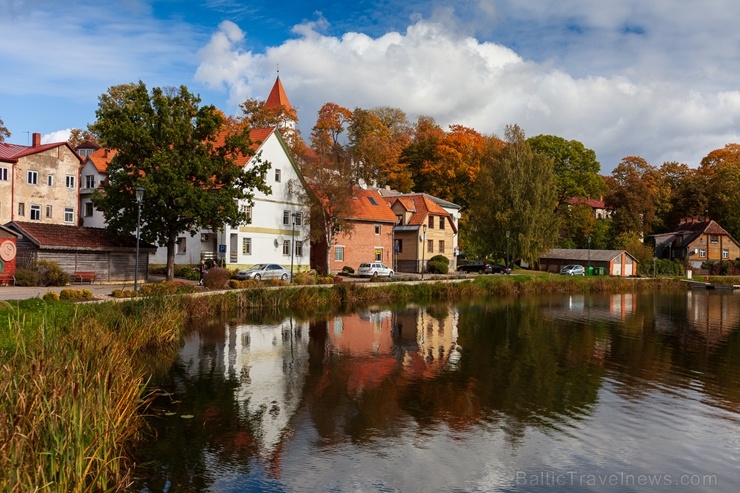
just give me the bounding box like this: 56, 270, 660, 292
650, 218, 740, 268
312, 187, 398, 274
387, 194, 457, 273
0, 133, 83, 226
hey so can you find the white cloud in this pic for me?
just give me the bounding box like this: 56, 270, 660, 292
195, 15, 740, 171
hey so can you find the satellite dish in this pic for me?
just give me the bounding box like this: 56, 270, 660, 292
275, 236, 284, 247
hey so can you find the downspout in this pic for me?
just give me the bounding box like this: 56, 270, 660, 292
11, 161, 15, 221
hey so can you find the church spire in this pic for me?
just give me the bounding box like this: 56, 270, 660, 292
265, 75, 293, 112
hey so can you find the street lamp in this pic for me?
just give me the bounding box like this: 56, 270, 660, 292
506, 230, 510, 268
420, 224, 428, 280
587, 236, 591, 272
290, 212, 297, 283
134, 187, 144, 291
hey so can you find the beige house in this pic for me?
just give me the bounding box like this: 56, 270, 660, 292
0, 133, 82, 226
651, 218, 740, 268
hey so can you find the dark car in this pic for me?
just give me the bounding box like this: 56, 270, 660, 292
485, 264, 512, 275
457, 261, 491, 273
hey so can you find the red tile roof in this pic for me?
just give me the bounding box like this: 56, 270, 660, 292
87, 148, 117, 173
347, 188, 398, 223
0, 141, 81, 164
264, 76, 293, 112
566, 197, 607, 209
7, 221, 153, 251
390, 193, 456, 232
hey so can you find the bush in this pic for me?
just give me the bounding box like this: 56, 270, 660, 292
59, 289, 93, 300
342, 266, 355, 274
13, 268, 39, 287
294, 272, 317, 285
228, 279, 260, 289
43, 291, 60, 302
175, 264, 199, 280
427, 255, 450, 274
203, 267, 230, 289
34, 260, 71, 287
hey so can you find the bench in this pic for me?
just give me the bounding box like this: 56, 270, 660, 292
72, 271, 99, 284
0, 273, 15, 286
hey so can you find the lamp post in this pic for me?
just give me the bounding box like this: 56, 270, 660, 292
290, 212, 297, 283
587, 236, 591, 272
134, 187, 144, 291
420, 224, 427, 280
506, 230, 510, 268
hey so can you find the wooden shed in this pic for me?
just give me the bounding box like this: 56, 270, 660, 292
539, 248, 638, 277
4, 221, 156, 283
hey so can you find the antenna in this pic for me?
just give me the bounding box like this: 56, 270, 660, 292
23, 131, 30, 145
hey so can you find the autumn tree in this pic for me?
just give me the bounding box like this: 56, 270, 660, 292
604, 156, 657, 239
89, 81, 270, 280
295, 102, 357, 273
0, 117, 9, 142
347, 107, 413, 191
239, 97, 300, 149
67, 128, 98, 148
468, 125, 558, 266
399, 116, 445, 194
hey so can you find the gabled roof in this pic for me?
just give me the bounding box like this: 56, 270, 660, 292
389, 193, 457, 233
265, 76, 293, 112
541, 248, 637, 263
566, 197, 607, 209
5, 221, 155, 251
347, 188, 398, 223
0, 140, 82, 164
651, 219, 739, 248
86, 148, 117, 173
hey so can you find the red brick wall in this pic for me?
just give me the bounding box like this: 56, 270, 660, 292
329, 221, 394, 273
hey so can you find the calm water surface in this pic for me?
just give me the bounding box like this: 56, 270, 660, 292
134, 291, 740, 492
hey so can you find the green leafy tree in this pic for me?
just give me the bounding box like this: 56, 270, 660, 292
0, 117, 9, 142
527, 134, 604, 208
468, 125, 558, 266
604, 156, 656, 238
89, 81, 270, 280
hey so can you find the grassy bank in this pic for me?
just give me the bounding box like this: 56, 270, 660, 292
0, 276, 687, 492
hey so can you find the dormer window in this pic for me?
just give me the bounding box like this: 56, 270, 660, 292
396, 214, 403, 225
710, 235, 719, 244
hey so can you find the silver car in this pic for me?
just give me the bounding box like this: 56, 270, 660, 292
235, 263, 290, 281
357, 262, 394, 277
560, 264, 586, 276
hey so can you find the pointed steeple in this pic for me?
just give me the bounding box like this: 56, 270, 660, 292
265, 76, 293, 112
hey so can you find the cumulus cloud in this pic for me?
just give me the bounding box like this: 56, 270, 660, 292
195, 15, 740, 171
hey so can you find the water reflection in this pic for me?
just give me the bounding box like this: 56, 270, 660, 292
135, 291, 740, 492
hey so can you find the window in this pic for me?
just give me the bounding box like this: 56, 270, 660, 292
427, 239, 433, 253
439, 240, 445, 253
282, 240, 290, 256
395, 239, 403, 253
428, 216, 434, 229
85, 175, 95, 189
396, 214, 403, 225
66, 175, 75, 189
176, 237, 187, 254
723, 249, 729, 259
240, 204, 253, 222
84, 202, 93, 217
275, 168, 281, 183
335, 246, 344, 261
295, 241, 303, 256
242, 237, 252, 255
64, 207, 74, 223
18, 203, 25, 216
293, 212, 303, 226
46, 205, 52, 218
710, 235, 719, 244
374, 248, 382, 261
374, 224, 381, 235
439, 217, 445, 229
283, 210, 291, 226
47, 175, 54, 186
0, 167, 8, 181
30, 205, 40, 221
27, 171, 38, 185
699, 248, 706, 258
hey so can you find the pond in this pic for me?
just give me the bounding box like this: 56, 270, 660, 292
134, 291, 740, 492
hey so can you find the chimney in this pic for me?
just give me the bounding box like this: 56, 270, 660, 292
32, 132, 41, 147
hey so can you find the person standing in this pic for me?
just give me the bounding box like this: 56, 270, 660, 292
199, 259, 207, 286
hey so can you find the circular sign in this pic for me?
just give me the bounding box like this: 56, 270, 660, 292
0, 240, 16, 261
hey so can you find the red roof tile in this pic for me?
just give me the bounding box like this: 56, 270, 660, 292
87, 148, 117, 173
0, 141, 81, 164
348, 188, 398, 223
391, 194, 455, 231
7, 221, 152, 250
264, 76, 293, 112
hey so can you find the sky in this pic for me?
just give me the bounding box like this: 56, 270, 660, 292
2, 0, 740, 173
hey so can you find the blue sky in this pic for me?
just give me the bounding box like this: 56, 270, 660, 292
2, 0, 740, 172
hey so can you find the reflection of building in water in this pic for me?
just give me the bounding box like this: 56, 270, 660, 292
543, 293, 637, 322
225, 319, 310, 459
684, 291, 740, 345
393, 306, 461, 375
328, 309, 395, 356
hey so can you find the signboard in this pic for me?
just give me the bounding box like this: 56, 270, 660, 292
218, 244, 227, 253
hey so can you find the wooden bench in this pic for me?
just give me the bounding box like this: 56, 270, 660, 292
72, 271, 99, 284
0, 273, 15, 286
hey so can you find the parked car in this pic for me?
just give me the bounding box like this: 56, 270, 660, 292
235, 263, 290, 281
560, 264, 586, 276
457, 260, 491, 273
358, 262, 394, 277
485, 264, 512, 275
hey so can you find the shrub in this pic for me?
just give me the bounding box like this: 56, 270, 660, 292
59, 289, 93, 300
317, 276, 335, 284
175, 264, 199, 280
34, 260, 71, 287
111, 289, 140, 298
427, 255, 450, 274
13, 268, 39, 287
203, 267, 230, 289
294, 272, 317, 285
228, 279, 260, 289
148, 264, 167, 275
43, 291, 60, 302
139, 281, 196, 296
342, 266, 355, 274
